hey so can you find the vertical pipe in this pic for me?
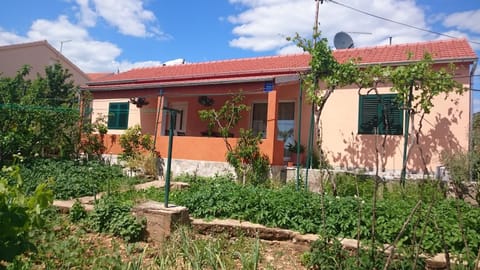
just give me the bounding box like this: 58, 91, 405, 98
400, 85, 413, 186
296, 78, 303, 190
164, 110, 176, 208
152, 89, 163, 148
305, 104, 315, 190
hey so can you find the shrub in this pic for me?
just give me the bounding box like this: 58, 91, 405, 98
69, 200, 87, 223
88, 197, 145, 242
0, 165, 53, 262
119, 125, 153, 161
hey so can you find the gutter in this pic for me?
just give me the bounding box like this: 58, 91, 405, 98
86, 67, 310, 87
83, 75, 278, 92
469, 58, 478, 181
354, 56, 478, 68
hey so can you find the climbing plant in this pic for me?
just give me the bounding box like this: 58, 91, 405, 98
389, 54, 466, 182
288, 33, 359, 166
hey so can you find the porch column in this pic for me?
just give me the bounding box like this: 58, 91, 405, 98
154, 93, 165, 151
265, 89, 280, 164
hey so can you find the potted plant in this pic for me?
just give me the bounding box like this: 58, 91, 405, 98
286, 141, 305, 166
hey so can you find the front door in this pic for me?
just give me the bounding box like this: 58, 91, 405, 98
170, 102, 187, 136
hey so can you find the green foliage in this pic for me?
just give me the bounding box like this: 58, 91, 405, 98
6, 214, 145, 269
18, 159, 135, 200
88, 197, 145, 242
227, 129, 270, 185
0, 165, 53, 262
303, 237, 425, 269
171, 176, 480, 255
390, 54, 465, 115
80, 113, 108, 160
119, 125, 154, 161
0, 64, 81, 166
69, 200, 87, 223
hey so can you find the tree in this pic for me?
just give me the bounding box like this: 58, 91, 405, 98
199, 93, 269, 185
289, 33, 360, 167
0, 64, 81, 166
198, 93, 248, 152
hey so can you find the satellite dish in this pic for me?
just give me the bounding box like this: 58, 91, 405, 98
334, 32, 354, 49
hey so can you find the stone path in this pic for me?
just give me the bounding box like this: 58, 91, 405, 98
53, 180, 188, 212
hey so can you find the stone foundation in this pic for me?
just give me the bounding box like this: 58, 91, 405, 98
132, 201, 190, 241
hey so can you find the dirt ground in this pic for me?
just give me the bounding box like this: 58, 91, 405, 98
81, 228, 311, 269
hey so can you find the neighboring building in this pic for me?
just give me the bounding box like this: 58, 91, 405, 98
85, 38, 477, 179
0, 40, 89, 85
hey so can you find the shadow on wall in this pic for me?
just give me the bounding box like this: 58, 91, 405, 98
105, 134, 118, 154
408, 108, 463, 175
331, 106, 463, 176
331, 132, 401, 173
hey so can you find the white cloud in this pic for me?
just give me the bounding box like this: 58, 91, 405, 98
0, 15, 131, 72
0, 27, 27, 44
75, 0, 97, 27
443, 10, 480, 34
228, 0, 433, 53
0, 0, 168, 73
90, 0, 157, 37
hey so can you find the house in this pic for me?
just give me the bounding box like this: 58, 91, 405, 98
85, 38, 477, 179
0, 40, 89, 85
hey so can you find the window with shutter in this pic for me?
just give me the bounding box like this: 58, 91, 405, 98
108, 102, 129, 129
358, 94, 403, 135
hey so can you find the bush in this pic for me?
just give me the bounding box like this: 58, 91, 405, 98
88, 197, 145, 242
69, 200, 87, 223
0, 165, 53, 262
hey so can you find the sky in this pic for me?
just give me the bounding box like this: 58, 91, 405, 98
0, 0, 479, 109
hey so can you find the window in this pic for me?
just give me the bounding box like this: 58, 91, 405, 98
252, 103, 267, 138
108, 102, 129, 129
277, 102, 295, 159
358, 94, 403, 135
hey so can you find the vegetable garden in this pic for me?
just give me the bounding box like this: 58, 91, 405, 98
2, 159, 480, 269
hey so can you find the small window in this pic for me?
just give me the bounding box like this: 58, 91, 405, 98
108, 102, 129, 129
358, 94, 403, 135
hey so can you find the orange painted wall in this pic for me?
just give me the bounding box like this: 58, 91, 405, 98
91, 82, 291, 165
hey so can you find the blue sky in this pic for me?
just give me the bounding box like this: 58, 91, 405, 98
1, 0, 479, 109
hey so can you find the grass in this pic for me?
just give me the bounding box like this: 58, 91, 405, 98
6, 209, 271, 270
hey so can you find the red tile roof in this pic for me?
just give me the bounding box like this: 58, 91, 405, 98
87, 72, 114, 80
87, 38, 476, 90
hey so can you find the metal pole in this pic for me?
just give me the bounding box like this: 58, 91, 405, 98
152, 89, 163, 148
164, 109, 177, 208
296, 78, 303, 190
305, 104, 315, 190
400, 85, 413, 186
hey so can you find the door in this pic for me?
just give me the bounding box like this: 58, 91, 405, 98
169, 102, 188, 136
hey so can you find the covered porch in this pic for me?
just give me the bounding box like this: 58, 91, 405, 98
143, 79, 311, 167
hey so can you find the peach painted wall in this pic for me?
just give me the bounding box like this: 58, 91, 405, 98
321, 63, 471, 175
